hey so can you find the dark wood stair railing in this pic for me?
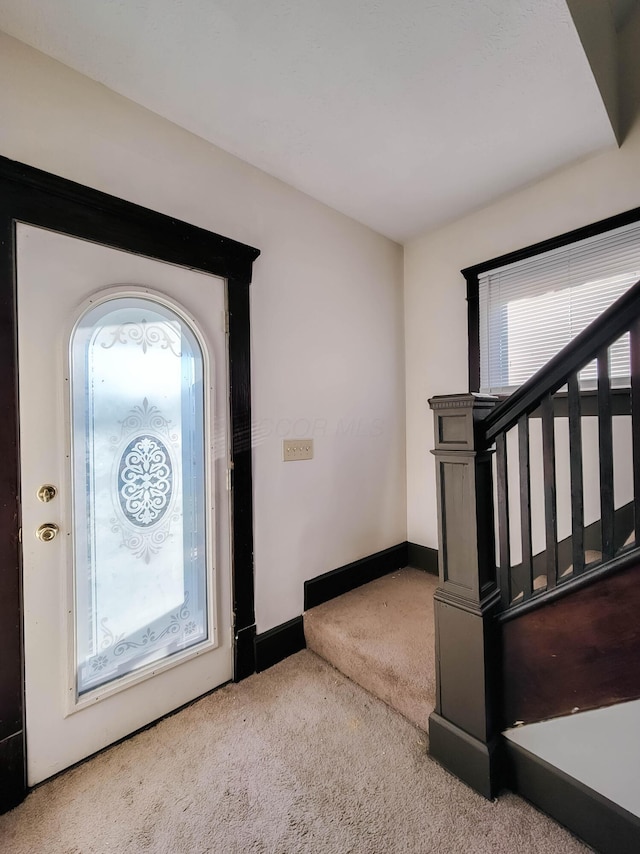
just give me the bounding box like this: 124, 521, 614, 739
427, 275, 640, 801
479, 276, 640, 443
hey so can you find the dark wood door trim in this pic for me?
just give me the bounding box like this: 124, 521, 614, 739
0, 154, 260, 811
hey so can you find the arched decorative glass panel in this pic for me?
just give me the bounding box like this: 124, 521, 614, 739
70, 296, 210, 695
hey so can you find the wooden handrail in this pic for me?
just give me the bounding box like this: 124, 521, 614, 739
481, 276, 640, 444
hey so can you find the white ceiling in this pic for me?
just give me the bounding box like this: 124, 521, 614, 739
0, 1, 625, 242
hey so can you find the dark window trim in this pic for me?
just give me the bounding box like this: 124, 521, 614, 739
0, 154, 260, 811
463, 205, 640, 393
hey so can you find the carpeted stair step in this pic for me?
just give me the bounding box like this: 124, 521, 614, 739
303, 567, 438, 731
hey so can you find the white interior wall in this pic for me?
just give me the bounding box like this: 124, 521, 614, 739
405, 5, 640, 550
0, 32, 406, 633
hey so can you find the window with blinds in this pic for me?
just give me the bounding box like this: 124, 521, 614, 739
479, 220, 640, 394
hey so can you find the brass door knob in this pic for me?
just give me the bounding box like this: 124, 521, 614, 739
36, 523, 59, 542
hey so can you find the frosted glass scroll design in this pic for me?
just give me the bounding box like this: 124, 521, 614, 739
118, 433, 173, 527
71, 296, 210, 695
110, 398, 180, 563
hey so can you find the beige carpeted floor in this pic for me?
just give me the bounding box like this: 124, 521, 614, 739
304, 568, 437, 731
0, 650, 590, 853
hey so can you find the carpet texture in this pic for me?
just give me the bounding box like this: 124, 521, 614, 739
0, 651, 590, 853
304, 568, 437, 731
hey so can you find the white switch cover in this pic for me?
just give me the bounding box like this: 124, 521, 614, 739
283, 439, 314, 461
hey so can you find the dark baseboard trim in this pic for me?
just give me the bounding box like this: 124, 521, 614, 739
428, 712, 503, 800
234, 624, 257, 681
506, 740, 640, 854
407, 543, 439, 575
255, 616, 306, 673
304, 542, 409, 610
0, 731, 25, 814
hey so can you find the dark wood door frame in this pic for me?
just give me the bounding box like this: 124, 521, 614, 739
0, 155, 260, 812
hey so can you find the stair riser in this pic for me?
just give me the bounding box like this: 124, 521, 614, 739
503, 561, 640, 726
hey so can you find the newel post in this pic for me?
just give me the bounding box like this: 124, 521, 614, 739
428, 393, 503, 799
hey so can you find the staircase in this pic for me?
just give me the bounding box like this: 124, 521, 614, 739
304, 567, 438, 732
427, 277, 640, 853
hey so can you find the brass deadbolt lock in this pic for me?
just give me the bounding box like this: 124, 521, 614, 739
36, 523, 59, 542
37, 484, 57, 503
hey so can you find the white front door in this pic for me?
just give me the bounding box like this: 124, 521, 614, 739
18, 224, 233, 785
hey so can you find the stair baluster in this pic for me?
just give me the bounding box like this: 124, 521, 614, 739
631, 320, 640, 546
568, 375, 585, 574
496, 432, 511, 608
598, 347, 615, 562
541, 394, 558, 590
518, 414, 534, 601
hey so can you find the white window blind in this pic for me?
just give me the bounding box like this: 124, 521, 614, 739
479, 220, 640, 394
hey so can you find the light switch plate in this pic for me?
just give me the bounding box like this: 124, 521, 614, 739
283, 438, 314, 461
